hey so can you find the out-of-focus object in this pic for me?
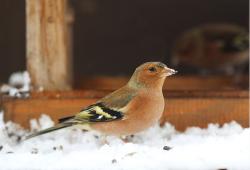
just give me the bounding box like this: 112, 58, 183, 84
0, 71, 30, 98
26, 0, 72, 91
172, 24, 249, 75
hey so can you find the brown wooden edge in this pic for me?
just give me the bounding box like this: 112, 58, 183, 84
1, 90, 249, 131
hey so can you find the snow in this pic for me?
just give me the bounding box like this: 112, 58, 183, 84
0, 111, 249, 170
8, 71, 30, 88
0, 71, 31, 97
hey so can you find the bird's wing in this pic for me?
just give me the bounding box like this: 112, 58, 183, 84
58, 102, 126, 124
99, 86, 137, 109
75, 102, 124, 122
58, 86, 136, 124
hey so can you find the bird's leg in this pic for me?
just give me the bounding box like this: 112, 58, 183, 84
120, 135, 128, 143
99, 135, 129, 145
120, 135, 134, 143
99, 135, 109, 145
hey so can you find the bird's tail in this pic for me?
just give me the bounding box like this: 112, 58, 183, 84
25, 123, 73, 140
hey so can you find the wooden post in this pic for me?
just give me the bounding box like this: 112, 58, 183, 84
26, 0, 72, 90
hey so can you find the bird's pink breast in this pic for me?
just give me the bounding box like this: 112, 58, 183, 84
91, 90, 165, 136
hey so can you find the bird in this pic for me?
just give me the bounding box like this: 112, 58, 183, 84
25, 62, 177, 140
171, 23, 249, 75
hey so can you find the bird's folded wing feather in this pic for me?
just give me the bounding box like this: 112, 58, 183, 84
59, 86, 137, 124
76, 102, 124, 122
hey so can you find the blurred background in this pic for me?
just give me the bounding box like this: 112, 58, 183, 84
0, 0, 248, 88
0, 0, 248, 132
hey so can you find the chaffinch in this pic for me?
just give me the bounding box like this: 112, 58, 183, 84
26, 62, 177, 139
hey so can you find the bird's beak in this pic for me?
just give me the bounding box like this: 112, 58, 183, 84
162, 67, 178, 77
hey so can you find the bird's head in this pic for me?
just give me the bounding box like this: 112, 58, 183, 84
128, 62, 177, 89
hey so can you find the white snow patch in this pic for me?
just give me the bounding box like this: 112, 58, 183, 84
0, 111, 249, 170
9, 71, 30, 88
0, 71, 31, 97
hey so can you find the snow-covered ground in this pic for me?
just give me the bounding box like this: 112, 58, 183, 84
0, 111, 249, 170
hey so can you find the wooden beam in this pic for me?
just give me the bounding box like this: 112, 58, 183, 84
2, 90, 249, 131
26, 0, 72, 90
76, 75, 249, 90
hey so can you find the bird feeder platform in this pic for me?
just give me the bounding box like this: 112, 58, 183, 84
1, 76, 249, 131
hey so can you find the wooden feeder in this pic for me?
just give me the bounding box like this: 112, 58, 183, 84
0, 0, 249, 131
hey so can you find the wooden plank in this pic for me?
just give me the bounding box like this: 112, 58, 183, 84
2, 90, 249, 131
1, 89, 247, 100
26, 0, 72, 90
160, 98, 249, 130
76, 75, 249, 90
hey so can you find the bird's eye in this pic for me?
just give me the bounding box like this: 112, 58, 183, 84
148, 67, 156, 72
